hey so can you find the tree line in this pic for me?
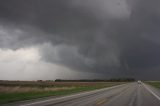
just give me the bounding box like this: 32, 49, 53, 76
55, 78, 135, 82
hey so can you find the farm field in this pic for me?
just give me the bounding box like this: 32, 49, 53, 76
146, 81, 160, 89
0, 80, 126, 105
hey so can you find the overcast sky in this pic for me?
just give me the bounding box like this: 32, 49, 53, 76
0, 0, 160, 80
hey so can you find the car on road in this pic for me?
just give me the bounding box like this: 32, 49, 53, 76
138, 80, 141, 84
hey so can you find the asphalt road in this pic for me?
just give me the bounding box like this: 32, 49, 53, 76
4, 82, 160, 106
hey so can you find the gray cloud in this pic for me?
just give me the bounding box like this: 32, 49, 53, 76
0, 0, 160, 80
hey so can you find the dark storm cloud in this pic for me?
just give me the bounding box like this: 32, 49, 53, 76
0, 0, 160, 79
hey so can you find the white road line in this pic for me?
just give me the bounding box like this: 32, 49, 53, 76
142, 83, 160, 101
20, 83, 127, 106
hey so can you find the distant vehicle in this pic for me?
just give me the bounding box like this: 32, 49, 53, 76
137, 80, 141, 84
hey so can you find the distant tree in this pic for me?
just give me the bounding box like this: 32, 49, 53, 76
55, 78, 135, 82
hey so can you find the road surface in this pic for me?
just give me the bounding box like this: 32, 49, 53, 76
4, 82, 160, 106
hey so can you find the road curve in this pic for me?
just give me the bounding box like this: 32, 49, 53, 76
3, 82, 160, 106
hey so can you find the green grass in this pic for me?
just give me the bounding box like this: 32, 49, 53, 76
0, 83, 124, 105
146, 81, 160, 89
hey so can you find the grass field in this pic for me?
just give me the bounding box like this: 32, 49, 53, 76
146, 81, 160, 89
0, 81, 126, 105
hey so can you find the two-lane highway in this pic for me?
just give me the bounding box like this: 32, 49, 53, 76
4, 82, 160, 106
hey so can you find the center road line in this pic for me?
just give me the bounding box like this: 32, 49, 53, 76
95, 98, 107, 105
142, 83, 160, 101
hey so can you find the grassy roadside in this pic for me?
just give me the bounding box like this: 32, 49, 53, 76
145, 81, 160, 89
0, 82, 125, 105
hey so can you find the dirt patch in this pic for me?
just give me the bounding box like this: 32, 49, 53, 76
0, 86, 75, 93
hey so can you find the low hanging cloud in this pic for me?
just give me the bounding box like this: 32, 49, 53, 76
0, 47, 102, 80
0, 0, 160, 80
